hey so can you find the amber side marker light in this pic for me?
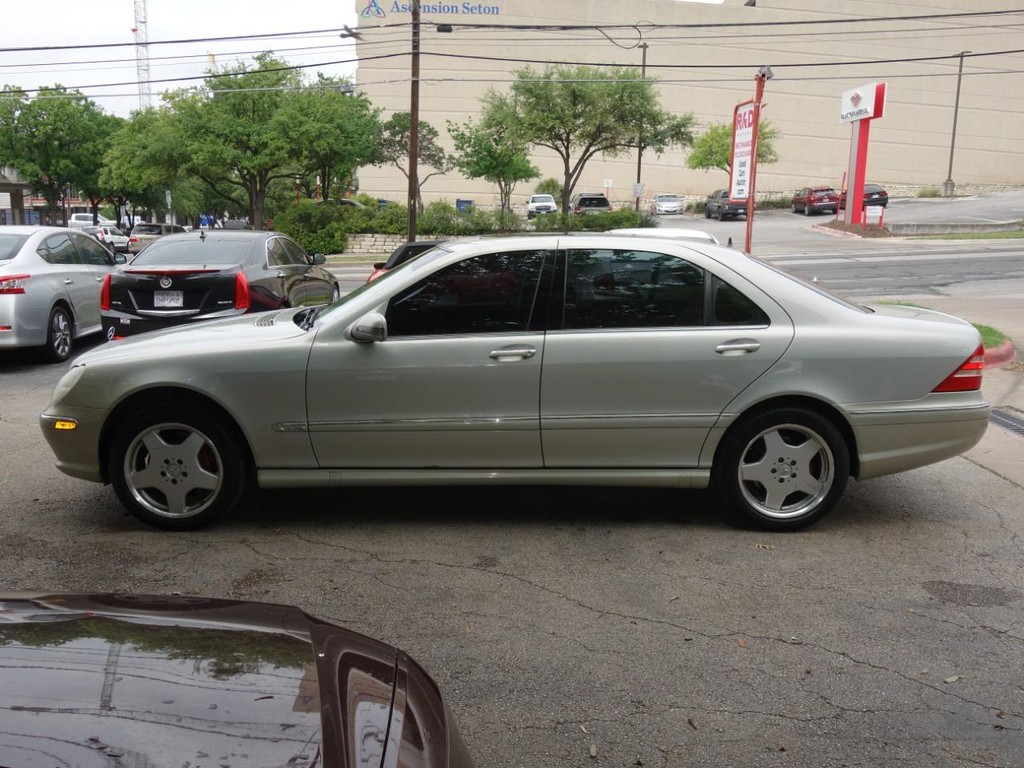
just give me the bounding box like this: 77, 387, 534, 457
53, 420, 78, 431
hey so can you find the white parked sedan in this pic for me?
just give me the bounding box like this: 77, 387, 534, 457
1, 226, 123, 362
40, 234, 989, 531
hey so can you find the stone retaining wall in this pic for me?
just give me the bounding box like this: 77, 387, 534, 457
344, 233, 409, 255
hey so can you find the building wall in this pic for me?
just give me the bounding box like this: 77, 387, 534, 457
353, 0, 1024, 209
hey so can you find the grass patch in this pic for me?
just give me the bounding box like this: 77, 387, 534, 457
910, 228, 1024, 240
917, 187, 941, 198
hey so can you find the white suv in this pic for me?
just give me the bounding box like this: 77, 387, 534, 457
526, 194, 557, 219
69, 213, 116, 229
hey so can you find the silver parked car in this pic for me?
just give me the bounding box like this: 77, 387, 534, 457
1, 226, 123, 362
40, 234, 989, 531
650, 193, 682, 215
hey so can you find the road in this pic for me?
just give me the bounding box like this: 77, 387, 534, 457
2, 212, 1023, 767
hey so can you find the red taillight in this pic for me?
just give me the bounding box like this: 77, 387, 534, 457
573, 205, 581, 213
0, 273, 30, 294
100, 274, 111, 311
933, 344, 985, 392
234, 272, 250, 310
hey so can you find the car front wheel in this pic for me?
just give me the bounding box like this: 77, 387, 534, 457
713, 407, 849, 531
109, 404, 251, 530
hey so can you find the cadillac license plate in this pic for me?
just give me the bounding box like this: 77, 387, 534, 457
154, 290, 183, 308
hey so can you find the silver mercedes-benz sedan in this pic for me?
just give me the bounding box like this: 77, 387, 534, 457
39, 234, 990, 532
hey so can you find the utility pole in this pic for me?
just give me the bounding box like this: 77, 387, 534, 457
406, 2, 421, 242
943, 51, 971, 198
634, 43, 649, 212
743, 66, 772, 255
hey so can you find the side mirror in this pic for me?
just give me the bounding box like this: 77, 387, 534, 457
312, 252, 326, 265
372, 262, 385, 270
350, 312, 387, 343
114, 253, 127, 264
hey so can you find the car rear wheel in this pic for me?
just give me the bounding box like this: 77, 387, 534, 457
40, 305, 73, 363
713, 407, 849, 531
803, 204, 812, 216
109, 404, 251, 530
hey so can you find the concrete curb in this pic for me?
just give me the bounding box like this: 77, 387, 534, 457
985, 340, 1017, 369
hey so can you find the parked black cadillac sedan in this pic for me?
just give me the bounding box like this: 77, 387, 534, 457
101, 230, 340, 339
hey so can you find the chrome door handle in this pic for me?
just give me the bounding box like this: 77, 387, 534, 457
63, 279, 73, 285
715, 339, 761, 355
489, 345, 537, 361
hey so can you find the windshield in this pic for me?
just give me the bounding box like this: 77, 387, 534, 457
0, 234, 28, 260
658, 195, 679, 202
532, 196, 554, 203
130, 239, 254, 265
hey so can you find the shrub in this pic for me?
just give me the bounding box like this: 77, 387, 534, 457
275, 200, 347, 255
918, 187, 941, 198
535, 177, 563, 199
373, 203, 409, 235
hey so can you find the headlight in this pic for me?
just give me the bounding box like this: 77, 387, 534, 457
50, 364, 86, 404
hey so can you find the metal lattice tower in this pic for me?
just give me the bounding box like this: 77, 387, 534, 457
132, 0, 151, 109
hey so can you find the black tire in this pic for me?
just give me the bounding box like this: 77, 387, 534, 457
705, 207, 712, 219
108, 404, 251, 530
803, 204, 812, 216
713, 407, 849, 531
718, 208, 726, 221
331, 284, 341, 302
40, 305, 73, 363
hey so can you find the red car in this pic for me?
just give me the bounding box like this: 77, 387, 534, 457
792, 186, 839, 216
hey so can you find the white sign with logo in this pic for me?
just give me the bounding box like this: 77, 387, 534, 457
729, 102, 755, 201
841, 82, 878, 124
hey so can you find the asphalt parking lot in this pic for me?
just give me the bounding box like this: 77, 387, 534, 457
3, 211, 1024, 766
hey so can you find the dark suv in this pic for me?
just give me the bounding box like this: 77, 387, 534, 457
705, 190, 747, 221
570, 193, 612, 215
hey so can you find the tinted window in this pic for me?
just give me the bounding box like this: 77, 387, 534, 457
73, 234, 114, 266
267, 238, 296, 267
132, 224, 162, 235
709, 275, 769, 326
279, 237, 312, 266
37, 233, 79, 265
386, 250, 547, 336
563, 249, 704, 330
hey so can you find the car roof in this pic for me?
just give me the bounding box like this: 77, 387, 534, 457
607, 227, 719, 244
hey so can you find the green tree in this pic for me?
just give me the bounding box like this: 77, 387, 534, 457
686, 120, 780, 174
163, 53, 303, 229
272, 75, 381, 202
504, 64, 695, 213
372, 112, 453, 213
448, 96, 539, 216
0, 85, 119, 224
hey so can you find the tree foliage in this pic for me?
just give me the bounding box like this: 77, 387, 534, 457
448, 95, 538, 215
686, 120, 780, 174
0, 85, 121, 223
504, 65, 695, 213
372, 112, 453, 213
272, 75, 381, 202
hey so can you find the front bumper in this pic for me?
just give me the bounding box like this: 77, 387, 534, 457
40, 408, 107, 483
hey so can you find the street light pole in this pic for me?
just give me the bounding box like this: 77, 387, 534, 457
943, 51, 970, 198
634, 42, 649, 212
406, 1, 421, 242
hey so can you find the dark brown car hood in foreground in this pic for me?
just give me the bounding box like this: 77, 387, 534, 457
0, 593, 469, 768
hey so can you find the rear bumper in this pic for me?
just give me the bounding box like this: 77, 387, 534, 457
849, 402, 991, 480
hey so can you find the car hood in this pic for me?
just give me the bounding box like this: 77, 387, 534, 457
80, 310, 310, 365
0, 593, 400, 768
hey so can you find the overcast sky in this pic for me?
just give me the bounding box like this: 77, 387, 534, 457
1, 0, 359, 117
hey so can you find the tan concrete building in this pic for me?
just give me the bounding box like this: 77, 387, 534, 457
353, 0, 1024, 210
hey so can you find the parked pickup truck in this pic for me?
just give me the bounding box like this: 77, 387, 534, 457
705, 189, 747, 220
